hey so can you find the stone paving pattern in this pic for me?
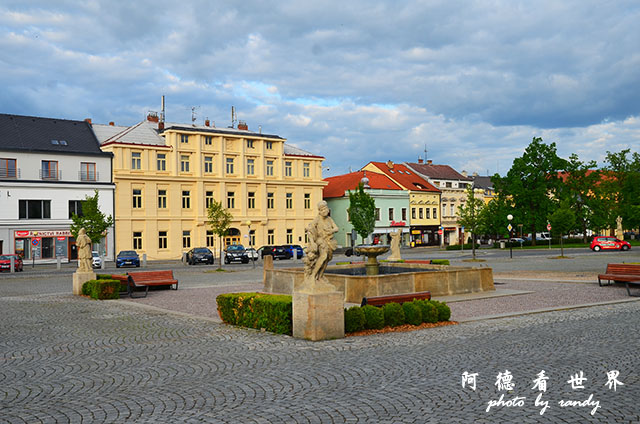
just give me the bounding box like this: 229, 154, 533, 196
1, 292, 639, 423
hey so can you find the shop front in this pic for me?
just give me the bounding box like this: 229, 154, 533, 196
13, 230, 78, 261
371, 222, 410, 246
410, 225, 441, 246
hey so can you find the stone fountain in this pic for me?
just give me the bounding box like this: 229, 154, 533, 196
354, 244, 390, 275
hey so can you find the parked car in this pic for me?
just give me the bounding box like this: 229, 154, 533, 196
0, 254, 23, 272
282, 244, 304, 259
224, 245, 249, 264
186, 247, 214, 265
92, 251, 103, 269
116, 250, 140, 268
344, 247, 361, 257
590, 236, 631, 252
257, 245, 290, 260
245, 247, 259, 261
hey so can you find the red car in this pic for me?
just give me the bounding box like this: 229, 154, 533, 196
0, 254, 24, 272
590, 236, 631, 252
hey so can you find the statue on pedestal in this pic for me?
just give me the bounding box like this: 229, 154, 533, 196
387, 229, 402, 261
616, 216, 624, 240
76, 228, 93, 273
302, 201, 339, 292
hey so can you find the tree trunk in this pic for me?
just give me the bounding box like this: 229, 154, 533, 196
472, 233, 476, 260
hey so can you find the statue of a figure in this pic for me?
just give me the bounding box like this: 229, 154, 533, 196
302, 201, 338, 291
387, 229, 402, 261
76, 228, 93, 273
616, 216, 624, 239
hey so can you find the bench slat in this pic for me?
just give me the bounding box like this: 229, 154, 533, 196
126, 270, 178, 298
361, 291, 431, 307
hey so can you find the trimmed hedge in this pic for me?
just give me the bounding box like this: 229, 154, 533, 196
415, 299, 439, 323
430, 259, 450, 265
383, 302, 405, 327
98, 273, 128, 292
362, 305, 385, 330
82, 279, 121, 300
344, 300, 451, 333
431, 300, 451, 321
344, 306, 366, 333
403, 302, 422, 326
216, 292, 292, 335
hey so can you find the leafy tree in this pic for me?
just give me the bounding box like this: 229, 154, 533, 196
347, 182, 376, 244
493, 137, 568, 245
207, 199, 233, 269
457, 186, 485, 259
548, 203, 576, 257
478, 194, 511, 242
603, 149, 640, 231
70, 190, 113, 249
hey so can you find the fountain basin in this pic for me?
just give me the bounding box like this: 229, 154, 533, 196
354, 244, 390, 275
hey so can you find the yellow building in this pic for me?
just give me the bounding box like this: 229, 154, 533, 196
362, 161, 442, 245
94, 114, 326, 260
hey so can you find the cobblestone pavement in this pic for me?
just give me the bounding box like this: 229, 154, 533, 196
1, 292, 639, 423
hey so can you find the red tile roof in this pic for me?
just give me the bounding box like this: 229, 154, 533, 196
323, 171, 403, 198
365, 162, 441, 193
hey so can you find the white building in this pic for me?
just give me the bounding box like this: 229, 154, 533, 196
0, 114, 115, 262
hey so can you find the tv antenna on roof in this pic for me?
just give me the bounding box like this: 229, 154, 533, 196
424, 143, 428, 161
230, 106, 237, 128
191, 106, 200, 124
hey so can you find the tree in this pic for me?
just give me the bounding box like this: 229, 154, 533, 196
478, 194, 511, 242
207, 199, 233, 269
70, 190, 113, 249
457, 186, 485, 260
603, 149, 640, 231
493, 137, 568, 246
347, 182, 376, 244
548, 203, 576, 257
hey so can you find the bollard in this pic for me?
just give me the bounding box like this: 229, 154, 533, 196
182, 252, 188, 266
10, 256, 15, 273
143, 253, 147, 268
57, 257, 61, 270
101, 255, 105, 270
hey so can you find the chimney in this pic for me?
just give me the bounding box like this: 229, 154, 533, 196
147, 112, 159, 123
418, 157, 424, 164
461, 170, 468, 177
472, 171, 478, 177
205, 119, 210, 127
158, 121, 165, 130
237, 120, 248, 130
84, 118, 92, 125
427, 160, 433, 165
109, 121, 115, 126
386, 160, 394, 169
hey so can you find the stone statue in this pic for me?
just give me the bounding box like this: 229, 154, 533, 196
76, 228, 93, 273
302, 201, 339, 292
387, 229, 402, 261
616, 216, 623, 239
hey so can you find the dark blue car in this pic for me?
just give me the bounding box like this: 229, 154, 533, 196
116, 250, 140, 268
282, 244, 304, 259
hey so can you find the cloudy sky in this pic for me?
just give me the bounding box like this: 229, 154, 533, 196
1, 1, 639, 176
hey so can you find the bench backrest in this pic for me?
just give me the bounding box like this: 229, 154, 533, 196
605, 264, 640, 276
128, 270, 174, 282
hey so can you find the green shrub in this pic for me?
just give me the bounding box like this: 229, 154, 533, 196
431, 259, 450, 265
82, 279, 120, 300
216, 292, 293, 335
362, 305, 385, 330
383, 302, 405, 327
344, 306, 366, 333
445, 243, 476, 251
402, 301, 422, 326
81, 279, 94, 296
431, 300, 451, 321
96, 274, 112, 280
415, 300, 439, 323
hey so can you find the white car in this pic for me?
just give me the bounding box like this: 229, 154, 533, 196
92, 251, 103, 269
245, 247, 259, 261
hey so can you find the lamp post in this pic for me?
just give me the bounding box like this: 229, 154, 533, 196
507, 214, 513, 259
246, 220, 255, 268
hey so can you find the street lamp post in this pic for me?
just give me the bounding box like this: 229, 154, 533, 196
507, 214, 513, 259
246, 220, 255, 268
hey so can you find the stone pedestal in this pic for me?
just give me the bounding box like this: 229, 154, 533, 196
73, 271, 96, 295
293, 290, 344, 341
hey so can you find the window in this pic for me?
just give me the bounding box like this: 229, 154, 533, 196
131, 152, 141, 170
419, 208, 423, 219
41, 160, 58, 179
247, 158, 255, 175
19, 200, 51, 219
446, 182, 452, 188
157, 153, 166, 171
266, 141, 273, 150
286, 229, 293, 244
69, 200, 83, 218
433, 208, 437, 219
450, 204, 455, 216
182, 230, 191, 248
460, 183, 468, 189
180, 155, 190, 172
226, 157, 234, 174
206, 230, 215, 248
412, 208, 416, 219
205, 191, 214, 208
267, 192, 274, 209
204, 136, 213, 145
158, 190, 167, 209
388, 208, 394, 221
267, 229, 274, 244
247, 139, 254, 149
402, 208, 407, 221
285, 161, 292, 177
158, 231, 168, 249
133, 189, 142, 209
249, 230, 255, 246
248, 192, 256, 209
204, 156, 213, 173
304, 193, 311, 209
426, 208, 430, 219
0, 158, 17, 178
227, 191, 235, 209
375, 208, 380, 221
180, 134, 189, 143
286, 192, 293, 209
133, 232, 143, 250
182, 190, 191, 209
80, 162, 96, 181
266, 160, 274, 176
303, 162, 310, 177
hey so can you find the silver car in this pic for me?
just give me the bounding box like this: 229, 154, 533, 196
92, 251, 103, 268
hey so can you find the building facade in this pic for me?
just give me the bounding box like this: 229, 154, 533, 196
95, 115, 325, 260
0, 114, 115, 261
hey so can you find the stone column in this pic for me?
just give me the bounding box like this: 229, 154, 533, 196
73, 271, 96, 295
293, 289, 344, 341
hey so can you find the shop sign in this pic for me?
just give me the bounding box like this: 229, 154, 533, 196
390, 220, 406, 227
57, 236, 66, 241
14, 230, 72, 238
411, 230, 421, 235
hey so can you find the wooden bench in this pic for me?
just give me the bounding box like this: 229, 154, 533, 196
110, 274, 130, 292
127, 270, 179, 298
598, 263, 640, 297
361, 291, 431, 307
